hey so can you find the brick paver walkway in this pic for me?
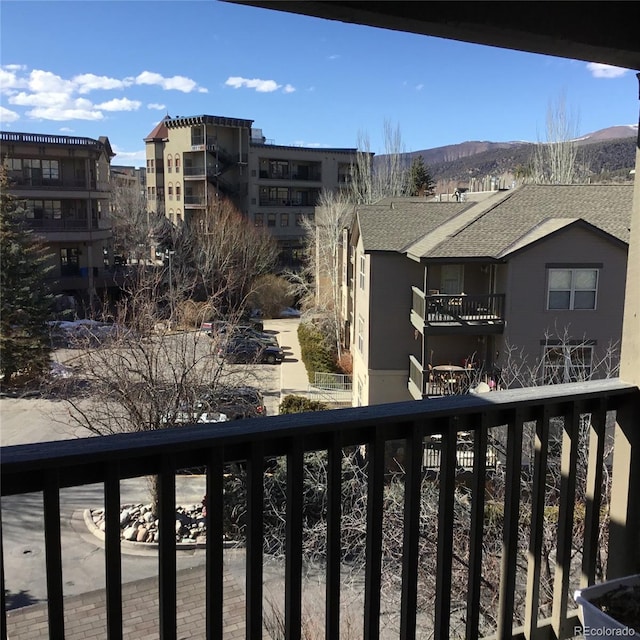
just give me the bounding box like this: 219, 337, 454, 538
6, 564, 246, 639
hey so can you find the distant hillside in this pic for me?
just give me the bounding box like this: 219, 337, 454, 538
400, 126, 637, 187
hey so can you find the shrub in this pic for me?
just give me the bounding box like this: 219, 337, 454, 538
297, 322, 340, 382
279, 394, 328, 414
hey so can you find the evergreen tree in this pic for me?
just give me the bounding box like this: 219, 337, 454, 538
408, 155, 435, 196
0, 167, 53, 384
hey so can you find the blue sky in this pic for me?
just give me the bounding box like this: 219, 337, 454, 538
1, 0, 637, 166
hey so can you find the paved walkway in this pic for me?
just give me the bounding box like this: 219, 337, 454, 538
4, 317, 310, 639
6, 564, 246, 640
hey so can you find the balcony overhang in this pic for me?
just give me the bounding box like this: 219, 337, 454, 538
224, 1, 640, 70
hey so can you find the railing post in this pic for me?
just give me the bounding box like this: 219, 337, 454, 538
607, 390, 640, 578
611, 73, 640, 579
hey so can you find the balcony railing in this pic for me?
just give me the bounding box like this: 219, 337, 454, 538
412, 287, 506, 331
184, 195, 206, 206
23, 217, 102, 231
2, 380, 639, 639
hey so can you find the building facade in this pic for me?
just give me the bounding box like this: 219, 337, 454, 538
1, 131, 115, 307
144, 115, 357, 266
347, 185, 633, 406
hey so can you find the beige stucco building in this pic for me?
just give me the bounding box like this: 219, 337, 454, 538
1, 131, 115, 307
144, 114, 357, 266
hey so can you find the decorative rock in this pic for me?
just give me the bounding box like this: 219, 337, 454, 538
136, 527, 149, 542
123, 525, 138, 541
143, 512, 155, 523
120, 510, 131, 526
175, 520, 183, 533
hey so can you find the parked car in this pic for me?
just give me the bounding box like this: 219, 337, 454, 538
278, 307, 301, 318
196, 386, 267, 420
218, 336, 284, 364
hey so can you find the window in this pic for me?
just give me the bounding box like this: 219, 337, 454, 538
42, 160, 59, 183
167, 155, 172, 173
175, 154, 180, 172
176, 184, 181, 201
295, 214, 304, 227
147, 159, 154, 173
255, 213, 264, 227
60, 248, 80, 276
168, 184, 173, 200
548, 268, 598, 310
357, 315, 365, 353
543, 344, 593, 383
280, 213, 289, 227
26, 200, 61, 219
359, 255, 366, 289
267, 213, 276, 227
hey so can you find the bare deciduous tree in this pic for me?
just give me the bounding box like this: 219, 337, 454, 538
175, 198, 280, 315
531, 94, 584, 185
349, 120, 410, 204
110, 175, 166, 264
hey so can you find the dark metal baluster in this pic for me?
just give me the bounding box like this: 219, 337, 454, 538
105, 463, 123, 640
246, 443, 264, 640
524, 407, 550, 637
552, 404, 580, 639
466, 414, 489, 640
581, 400, 606, 586
326, 433, 342, 640
497, 409, 523, 640
400, 423, 423, 640
206, 446, 224, 640
434, 418, 457, 639
285, 442, 303, 640
158, 457, 177, 640
363, 430, 384, 639
43, 470, 65, 639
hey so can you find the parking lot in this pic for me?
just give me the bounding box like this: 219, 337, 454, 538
0, 318, 306, 447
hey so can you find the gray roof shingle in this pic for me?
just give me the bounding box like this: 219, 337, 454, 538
357, 185, 633, 259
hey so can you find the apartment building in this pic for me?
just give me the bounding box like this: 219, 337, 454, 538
346, 184, 633, 406
1, 131, 115, 306
144, 115, 357, 266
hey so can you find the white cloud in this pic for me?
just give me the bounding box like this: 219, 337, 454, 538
73, 73, 133, 93
415, 83, 424, 91
225, 76, 296, 94
59, 127, 74, 132
26, 106, 104, 121
94, 97, 141, 111
0, 106, 20, 123
111, 146, 146, 163
2, 65, 206, 123
225, 76, 281, 92
327, 54, 340, 60
586, 63, 628, 79
9, 91, 70, 107
135, 71, 205, 93
0, 67, 28, 93
28, 69, 74, 94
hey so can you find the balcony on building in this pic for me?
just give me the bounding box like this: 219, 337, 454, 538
258, 186, 320, 207
410, 263, 506, 336
258, 158, 322, 182
2, 379, 639, 639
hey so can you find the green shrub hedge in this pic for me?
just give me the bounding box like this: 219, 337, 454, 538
297, 322, 340, 383
279, 394, 328, 414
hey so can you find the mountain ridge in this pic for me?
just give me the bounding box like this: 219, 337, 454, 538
403, 126, 637, 186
